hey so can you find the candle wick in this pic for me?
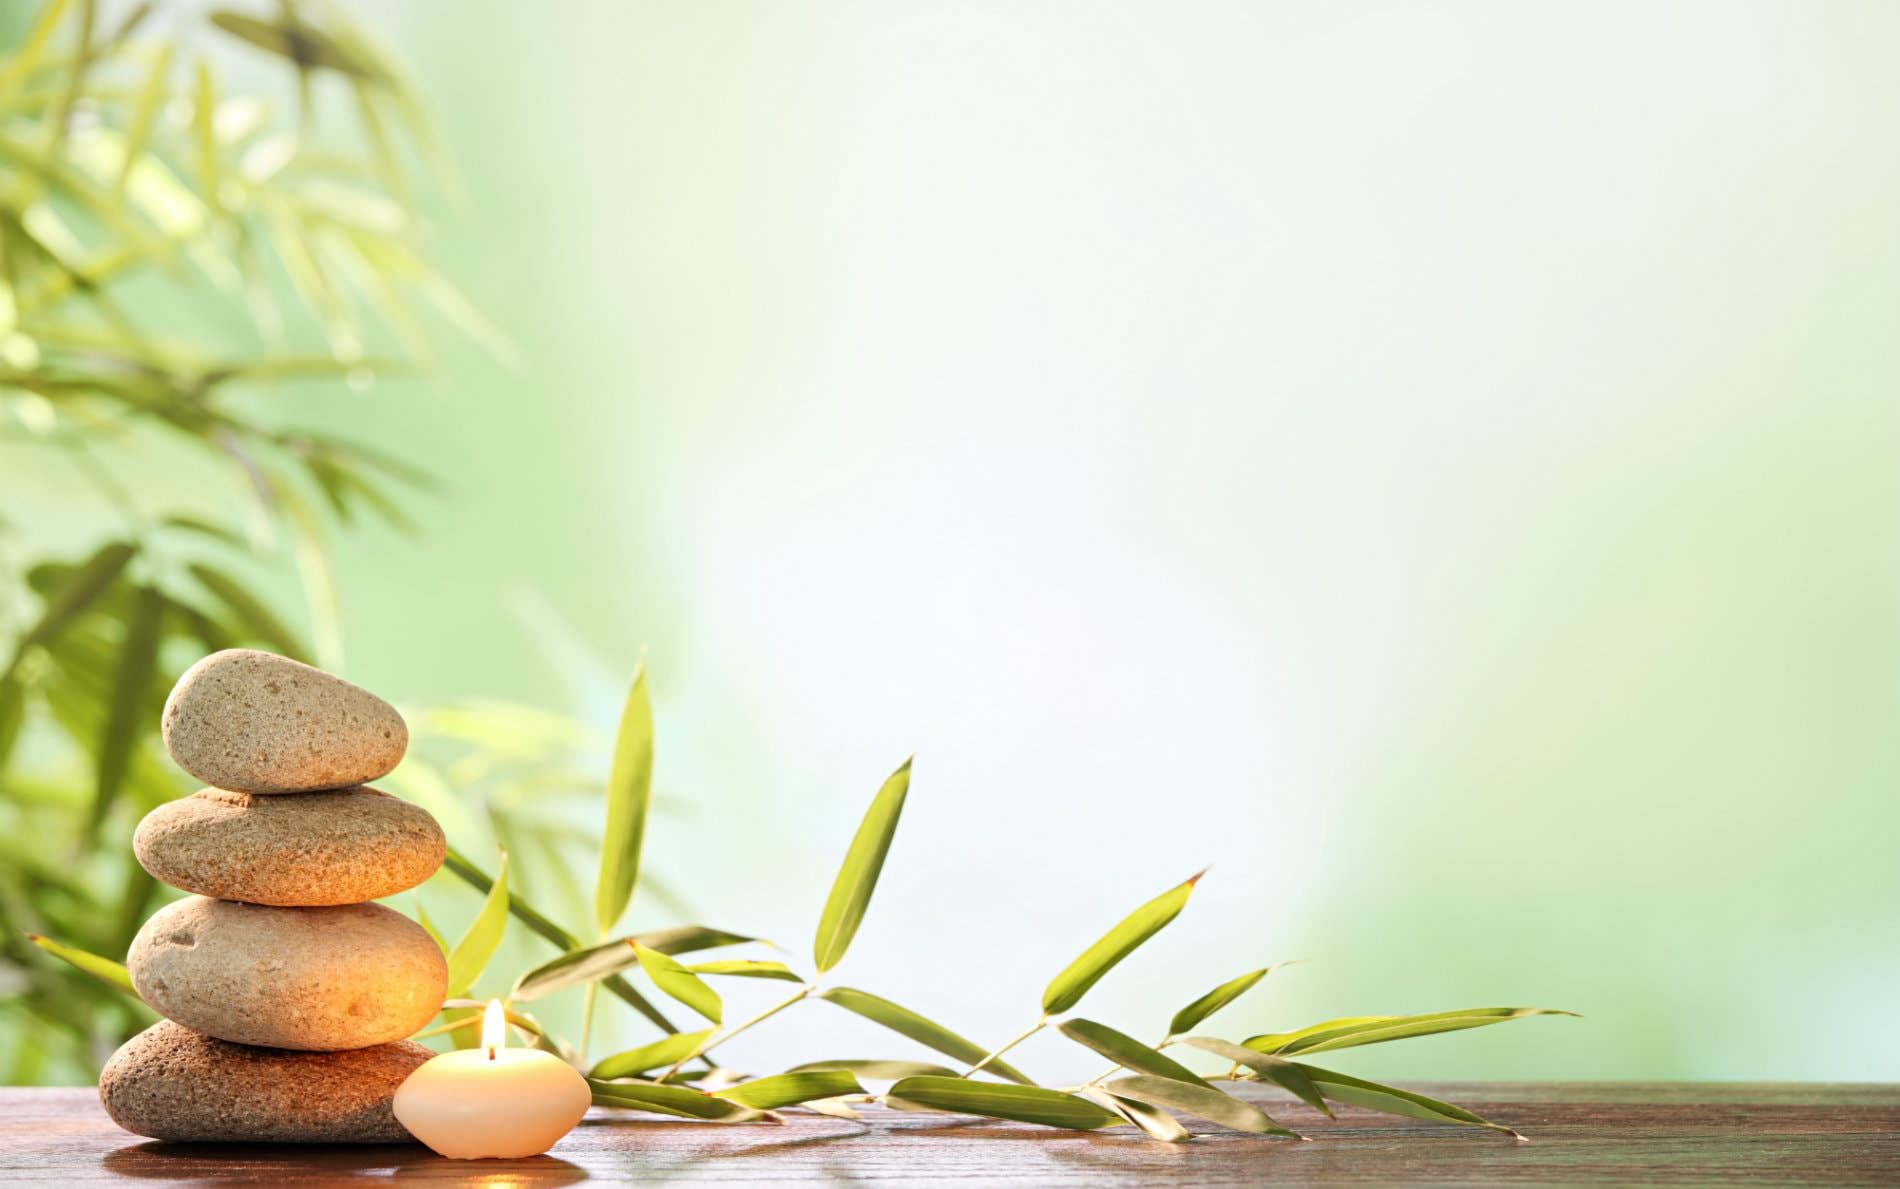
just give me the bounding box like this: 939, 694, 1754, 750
486, 1046, 496, 1061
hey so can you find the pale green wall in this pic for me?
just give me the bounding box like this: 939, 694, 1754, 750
21, 1, 1900, 1083
351, 0, 1898, 1083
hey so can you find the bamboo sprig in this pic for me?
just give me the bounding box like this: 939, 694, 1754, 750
35, 656, 1577, 1143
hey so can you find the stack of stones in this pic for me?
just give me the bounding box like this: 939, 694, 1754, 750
98, 649, 449, 1144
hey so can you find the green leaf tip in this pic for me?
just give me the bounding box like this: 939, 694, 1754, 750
444, 850, 509, 999
27, 933, 138, 997
1293, 1063, 1522, 1138
1080, 1087, 1192, 1143
591, 1030, 715, 1080
1168, 960, 1300, 1038
594, 659, 654, 936
511, 926, 757, 1002
1041, 870, 1202, 1016
812, 757, 912, 973
633, 941, 723, 1024
1244, 1007, 1578, 1057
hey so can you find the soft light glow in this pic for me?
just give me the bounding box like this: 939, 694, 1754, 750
394, 999, 591, 1159
482, 999, 506, 1056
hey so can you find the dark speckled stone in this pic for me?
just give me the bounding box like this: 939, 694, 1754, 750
99, 1020, 429, 1143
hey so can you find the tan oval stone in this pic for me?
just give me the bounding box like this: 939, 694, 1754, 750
162, 649, 407, 793
129, 897, 446, 1051
133, 786, 445, 906
100, 1019, 429, 1143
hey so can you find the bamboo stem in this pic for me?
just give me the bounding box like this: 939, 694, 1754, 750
657, 985, 813, 1083
963, 1018, 1046, 1079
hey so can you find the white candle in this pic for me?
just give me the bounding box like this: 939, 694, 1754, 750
393, 999, 591, 1159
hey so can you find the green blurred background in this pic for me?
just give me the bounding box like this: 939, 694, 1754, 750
4, 0, 1897, 1086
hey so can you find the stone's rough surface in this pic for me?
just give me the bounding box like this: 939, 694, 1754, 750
161, 649, 407, 794
133, 786, 445, 906
129, 897, 446, 1051
99, 1020, 428, 1143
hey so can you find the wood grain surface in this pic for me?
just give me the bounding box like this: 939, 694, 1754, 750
2, 1082, 1893, 1187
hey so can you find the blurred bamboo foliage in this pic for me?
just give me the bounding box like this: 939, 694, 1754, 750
0, 0, 504, 1083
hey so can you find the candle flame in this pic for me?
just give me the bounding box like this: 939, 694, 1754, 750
482, 998, 507, 1057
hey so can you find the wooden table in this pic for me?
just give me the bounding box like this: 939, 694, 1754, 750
2, 1082, 1894, 1187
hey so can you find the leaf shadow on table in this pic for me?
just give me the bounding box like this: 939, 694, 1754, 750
570, 1115, 872, 1182
101, 1142, 590, 1185
884, 1112, 1363, 1175
679, 1128, 875, 1159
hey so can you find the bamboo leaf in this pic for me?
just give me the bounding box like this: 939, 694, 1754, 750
88, 584, 162, 837
324, 228, 432, 362
0, 134, 168, 258
1169, 962, 1294, 1037
1176, 1036, 1330, 1116
645, 1067, 721, 1085
113, 42, 172, 205
350, 83, 407, 208
1042, 869, 1205, 1016
443, 847, 569, 947
47, 0, 95, 160
689, 959, 801, 982
262, 204, 359, 361
299, 183, 405, 234
188, 562, 307, 661
508, 945, 633, 1001
0, 677, 24, 774
587, 1078, 765, 1122
714, 1070, 864, 1110
885, 1077, 1119, 1131
511, 927, 756, 1001
194, 58, 221, 221
594, 660, 652, 935
1058, 1019, 1208, 1086
415, 900, 448, 956
818, 987, 1033, 1086
813, 757, 910, 973
409, 257, 519, 368
160, 515, 248, 549
26, 934, 137, 997
207, 11, 380, 79
1242, 1015, 1386, 1051
1244, 1008, 1579, 1057
1079, 1087, 1190, 1143
103, 0, 152, 50
9, 541, 133, 661
1106, 1075, 1299, 1138
590, 1029, 715, 1080
785, 1059, 959, 1080
634, 925, 759, 956
323, 15, 451, 193
1294, 1063, 1521, 1138
0, 0, 75, 112
444, 851, 508, 998
633, 942, 721, 1024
